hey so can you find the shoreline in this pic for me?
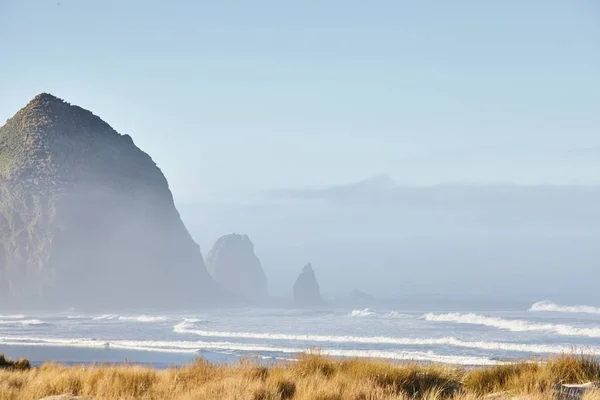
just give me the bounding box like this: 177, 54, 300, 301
0, 344, 524, 369
1, 343, 591, 369
0, 345, 235, 369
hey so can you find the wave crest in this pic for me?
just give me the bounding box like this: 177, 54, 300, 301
350, 309, 376, 317
118, 315, 170, 323
348, 309, 410, 318
530, 301, 600, 315
0, 334, 500, 365
0, 319, 48, 327
172, 321, 600, 354
91, 314, 170, 322
0, 314, 26, 319
93, 314, 119, 320
424, 313, 600, 338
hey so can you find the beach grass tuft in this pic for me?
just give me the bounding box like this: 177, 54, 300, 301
0, 353, 599, 399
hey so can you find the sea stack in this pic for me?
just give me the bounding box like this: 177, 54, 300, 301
206, 234, 268, 303
293, 263, 325, 307
0, 93, 225, 309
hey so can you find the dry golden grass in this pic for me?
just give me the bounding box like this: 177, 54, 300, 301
583, 390, 600, 400
0, 353, 599, 399
0, 353, 30, 371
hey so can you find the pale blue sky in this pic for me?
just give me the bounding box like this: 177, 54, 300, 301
1, 0, 599, 202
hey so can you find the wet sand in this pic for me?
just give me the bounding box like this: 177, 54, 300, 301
0, 345, 239, 368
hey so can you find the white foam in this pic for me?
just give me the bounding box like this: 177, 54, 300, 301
0, 336, 117, 350
118, 315, 170, 323
350, 309, 376, 317
530, 301, 600, 315
91, 314, 171, 323
172, 320, 600, 354
348, 309, 410, 318
22, 319, 47, 326
0, 319, 48, 326
0, 314, 26, 319
0, 335, 499, 365
93, 314, 119, 320
386, 311, 410, 318
424, 313, 600, 338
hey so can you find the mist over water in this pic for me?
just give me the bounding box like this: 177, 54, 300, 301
179, 182, 600, 306
3, 179, 598, 365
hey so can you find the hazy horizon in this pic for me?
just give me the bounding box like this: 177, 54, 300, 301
176, 177, 600, 305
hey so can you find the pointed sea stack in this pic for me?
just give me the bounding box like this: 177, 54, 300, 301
206, 234, 268, 303
293, 263, 325, 307
0, 93, 226, 309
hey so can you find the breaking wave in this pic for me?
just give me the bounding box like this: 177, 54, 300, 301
348, 309, 410, 318
350, 309, 376, 317
386, 311, 410, 318
0, 314, 26, 319
0, 335, 499, 365
172, 320, 600, 354
0, 319, 49, 327
118, 315, 171, 323
91, 314, 171, 322
530, 301, 600, 315
424, 313, 600, 338
93, 314, 119, 320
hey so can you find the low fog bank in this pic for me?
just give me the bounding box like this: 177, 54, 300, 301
179, 180, 600, 306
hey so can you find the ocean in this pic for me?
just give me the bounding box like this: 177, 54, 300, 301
0, 300, 599, 367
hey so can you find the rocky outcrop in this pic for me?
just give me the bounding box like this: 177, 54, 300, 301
206, 234, 268, 302
293, 263, 324, 307
0, 93, 226, 309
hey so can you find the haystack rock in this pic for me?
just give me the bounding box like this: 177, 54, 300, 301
0, 93, 226, 309
293, 263, 325, 307
206, 234, 268, 302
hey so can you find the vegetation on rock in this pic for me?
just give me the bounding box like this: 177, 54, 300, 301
0, 93, 222, 308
